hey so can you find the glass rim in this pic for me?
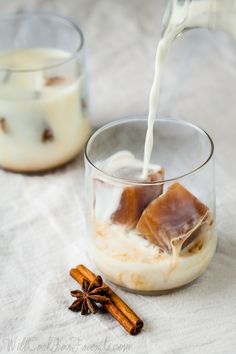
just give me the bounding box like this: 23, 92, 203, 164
84, 116, 214, 186
0, 12, 84, 73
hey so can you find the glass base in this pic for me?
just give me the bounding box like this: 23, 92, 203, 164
111, 278, 198, 296
0, 153, 82, 175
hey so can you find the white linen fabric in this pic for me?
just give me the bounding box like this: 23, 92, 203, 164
0, 1, 236, 353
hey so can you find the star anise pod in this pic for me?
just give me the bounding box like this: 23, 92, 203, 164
69, 276, 110, 315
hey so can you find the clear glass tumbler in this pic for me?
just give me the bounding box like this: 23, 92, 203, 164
85, 117, 216, 293
0, 13, 89, 172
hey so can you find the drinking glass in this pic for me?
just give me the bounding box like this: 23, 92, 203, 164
0, 13, 89, 172
85, 117, 216, 293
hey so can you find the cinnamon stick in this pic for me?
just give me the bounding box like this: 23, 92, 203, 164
69, 268, 143, 335
77, 264, 144, 330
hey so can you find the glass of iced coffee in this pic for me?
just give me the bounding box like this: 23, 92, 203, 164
85, 117, 216, 293
0, 13, 89, 172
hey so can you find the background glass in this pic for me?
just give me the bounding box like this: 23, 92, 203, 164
0, 13, 89, 172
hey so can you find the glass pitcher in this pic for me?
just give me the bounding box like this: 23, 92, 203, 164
162, 0, 236, 39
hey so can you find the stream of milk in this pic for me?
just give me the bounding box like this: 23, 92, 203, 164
142, 0, 236, 178
141, 0, 195, 179
141, 37, 172, 179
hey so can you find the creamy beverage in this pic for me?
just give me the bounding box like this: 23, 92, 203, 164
0, 48, 89, 172
92, 224, 216, 291
90, 151, 216, 291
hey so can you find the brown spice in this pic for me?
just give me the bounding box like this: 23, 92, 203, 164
69, 276, 110, 315
42, 128, 54, 143
77, 264, 143, 329
70, 265, 143, 335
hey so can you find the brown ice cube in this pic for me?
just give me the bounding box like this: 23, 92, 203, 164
111, 168, 164, 229
181, 214, 213, 250
44, 76, 67, 86
136, 182, 209, 253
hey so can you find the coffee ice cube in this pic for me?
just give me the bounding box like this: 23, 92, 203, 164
44, 76, 67, 86
136, 182, 209, 253
111, 168, 164, 229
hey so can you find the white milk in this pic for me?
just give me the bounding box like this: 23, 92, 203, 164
91, 222, 216, 291
0, 48, 89, 172
142, 1, 187, 179
142, 38, 172, 179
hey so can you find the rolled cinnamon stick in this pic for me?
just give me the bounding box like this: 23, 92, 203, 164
76, 264, 143, 330
69, 268, 141, 335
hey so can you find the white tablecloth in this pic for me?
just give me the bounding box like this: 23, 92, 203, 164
1, 1, 236, 353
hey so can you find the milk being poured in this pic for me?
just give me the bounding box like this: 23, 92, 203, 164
142, 0, 236, 178
141, 37, 172, 179
142, 1, 187, 179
